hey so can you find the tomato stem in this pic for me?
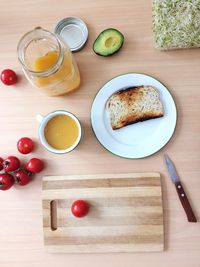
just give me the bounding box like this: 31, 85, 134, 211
15, 178, 20, 183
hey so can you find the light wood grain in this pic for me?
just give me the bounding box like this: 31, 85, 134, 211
42, 173, 164, 253
0, 0, 200, 266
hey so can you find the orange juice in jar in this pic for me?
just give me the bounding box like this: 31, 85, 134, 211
17, 27, 80, 96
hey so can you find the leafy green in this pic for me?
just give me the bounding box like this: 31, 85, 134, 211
152, 0, 200, 49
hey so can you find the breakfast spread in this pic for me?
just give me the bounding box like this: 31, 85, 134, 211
1, 7, 197, 257
107, 85, 164, 130
93, 28, 124, 56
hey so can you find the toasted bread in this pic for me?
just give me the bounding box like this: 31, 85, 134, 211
107, 85, 164, 130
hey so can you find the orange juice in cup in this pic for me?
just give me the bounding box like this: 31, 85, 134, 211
36, 110, 82, 154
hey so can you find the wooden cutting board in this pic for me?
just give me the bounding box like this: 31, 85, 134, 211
42, 173, 164, 253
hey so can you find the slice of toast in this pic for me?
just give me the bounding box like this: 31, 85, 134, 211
107, 85, 164, 130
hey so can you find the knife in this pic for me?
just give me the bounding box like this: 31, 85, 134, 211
164, 154, 197, 223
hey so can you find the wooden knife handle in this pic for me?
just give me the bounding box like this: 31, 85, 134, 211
175, 181, 197, 222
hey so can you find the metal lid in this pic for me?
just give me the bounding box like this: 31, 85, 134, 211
54, 17, 88, 52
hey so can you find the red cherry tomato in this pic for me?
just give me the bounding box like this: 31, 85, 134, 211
71, 200, 90, 218
3, 156, 20, 172
0, 157, 3, 171
14, 169, 31, 186
25, 158, 44, 173
0, 173, 15, 190
0, 69, 18, 85
17, 137, 34, 154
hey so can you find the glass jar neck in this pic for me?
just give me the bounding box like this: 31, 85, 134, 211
17, 27, 64, 77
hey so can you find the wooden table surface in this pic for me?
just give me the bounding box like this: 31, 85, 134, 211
0, 0, 200, 266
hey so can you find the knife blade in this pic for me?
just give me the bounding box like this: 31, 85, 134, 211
164, 154, 197, 223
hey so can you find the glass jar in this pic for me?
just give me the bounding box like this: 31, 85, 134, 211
17, 27, 80, 96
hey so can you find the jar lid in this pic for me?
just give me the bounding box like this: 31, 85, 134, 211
54, 17, 88, 52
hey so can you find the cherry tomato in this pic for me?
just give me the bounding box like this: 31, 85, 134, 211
3, 156, 20, 172
0, 157, 3, 171
25, 158, 44, 173
0, 69, 18, 85
14, 169, 31, 186
17, 137, 34, 154
0, 173, 15, 191
71, 200, 90, 218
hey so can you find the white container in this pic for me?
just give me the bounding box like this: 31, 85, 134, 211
36, 110, 82, 154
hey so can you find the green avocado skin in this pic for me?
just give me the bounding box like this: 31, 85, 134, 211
93, 28, 124, 57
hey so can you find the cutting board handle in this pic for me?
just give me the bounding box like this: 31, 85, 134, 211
50, 200, 57, 231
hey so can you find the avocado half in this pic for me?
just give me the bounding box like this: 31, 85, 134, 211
93, 28, 124, 57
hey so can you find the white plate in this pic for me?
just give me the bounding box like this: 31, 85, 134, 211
90, 73, 177, 159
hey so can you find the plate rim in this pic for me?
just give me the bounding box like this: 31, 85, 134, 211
90, 72, 178, 159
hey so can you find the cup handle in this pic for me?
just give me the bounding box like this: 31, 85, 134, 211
36, 114, 44, 123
